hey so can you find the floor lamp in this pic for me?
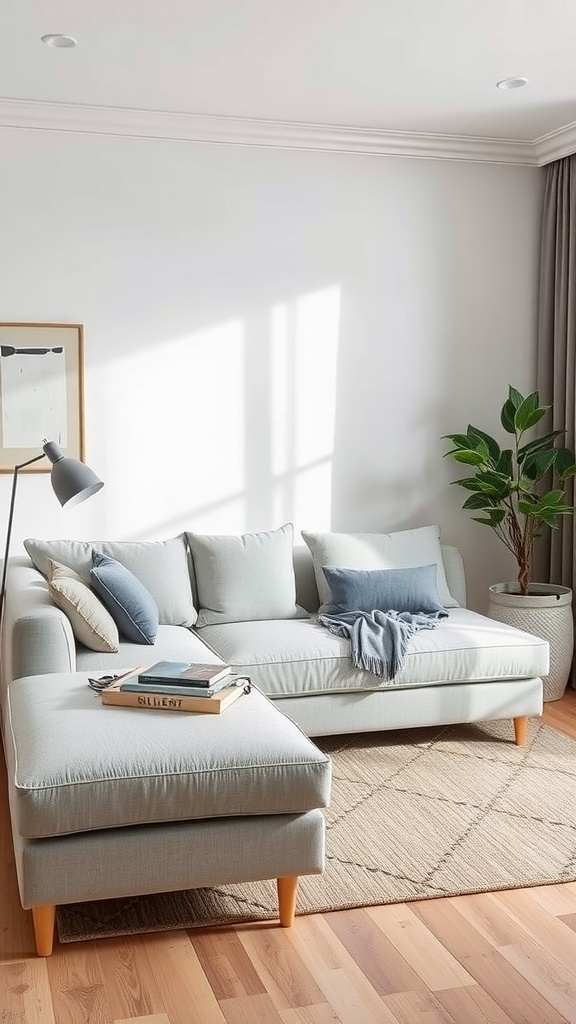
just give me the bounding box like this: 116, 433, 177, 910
0, 440, 104, 623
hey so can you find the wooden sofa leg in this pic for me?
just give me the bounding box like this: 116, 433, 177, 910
32, 905, 56, 957
513, 716, 528, 746
277, 876, 298, 926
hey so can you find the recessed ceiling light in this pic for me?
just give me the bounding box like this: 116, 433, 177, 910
41, 34, 78, 48
496, 77, 528, 90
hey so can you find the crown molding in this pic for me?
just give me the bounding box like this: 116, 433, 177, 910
0, 97, 540, 165
534, 121, 576, 165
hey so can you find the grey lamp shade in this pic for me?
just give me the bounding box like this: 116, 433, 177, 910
43, 441, 104, 508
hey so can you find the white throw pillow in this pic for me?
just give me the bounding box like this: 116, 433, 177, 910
301, 525, 458, 610
187, 523, 309, 626
48, 559, 120, 653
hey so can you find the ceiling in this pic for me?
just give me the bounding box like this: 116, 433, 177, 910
2, 1, 576, 162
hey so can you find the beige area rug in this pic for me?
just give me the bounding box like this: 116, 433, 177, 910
57, 718, 576, 943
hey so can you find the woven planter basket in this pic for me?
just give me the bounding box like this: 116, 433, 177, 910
488, 583, 574, 702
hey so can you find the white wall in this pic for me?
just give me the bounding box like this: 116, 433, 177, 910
0, 127, 543, 610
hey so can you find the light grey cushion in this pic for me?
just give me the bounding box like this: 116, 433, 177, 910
302, 525, 458, 611
187, 523, 309, 626
47, 559, 120, 653
91, 552, 159, 645
321, 564, 446, 616
7, 677, 331, 838
23, 535, 196, 626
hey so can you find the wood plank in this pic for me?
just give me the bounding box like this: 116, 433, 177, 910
115, 1016, 171, 1024
411, 898, 569, 1024
190, 926, 266, 999
435, 984, 516, 1024
491, 887, 576, 971
219, 992, 285, 1023
367, 903, 475, 991
279, 1004, 343, 1023
45, 940, 108, 1023
499, 938, 576, 1022
324, 907, 432, 996
237, 923, 326, 1010
138, 930, 227, 1024
528, 883, 576, 916
284, 915, 399, 1024
382, 989, 458, 1023
0, 959, 56, 1023
96, 935, 167, 1020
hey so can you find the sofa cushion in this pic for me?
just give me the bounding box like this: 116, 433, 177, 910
302, 525, 458, 611
7, 676, 331, 839
197, 608, 549, 696
187, 523, 309, 626
321, 564, 446, 616
91, 552, 159, 645
48, 559, 120, 653
23, 535, 196, 627
74, 624, 223, 673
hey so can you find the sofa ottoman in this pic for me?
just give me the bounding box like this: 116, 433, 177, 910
4, 672, 332, 956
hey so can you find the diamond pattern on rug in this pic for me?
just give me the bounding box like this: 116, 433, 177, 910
57, 718, 576, 943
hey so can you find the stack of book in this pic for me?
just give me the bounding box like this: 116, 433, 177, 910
101, 661, 249, 714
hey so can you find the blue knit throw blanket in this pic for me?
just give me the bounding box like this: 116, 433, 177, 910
318, 608, 447, 681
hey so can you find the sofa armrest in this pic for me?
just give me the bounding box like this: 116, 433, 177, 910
1, 558, 76, 689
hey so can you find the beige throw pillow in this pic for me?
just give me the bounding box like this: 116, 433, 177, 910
48, 559, 120, 653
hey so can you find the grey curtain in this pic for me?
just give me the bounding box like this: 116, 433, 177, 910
535, 154, 576, 590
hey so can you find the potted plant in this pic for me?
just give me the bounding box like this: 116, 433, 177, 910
443, 385, 576, 700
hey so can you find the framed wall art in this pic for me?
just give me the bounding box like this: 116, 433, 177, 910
0, 323, 85, 472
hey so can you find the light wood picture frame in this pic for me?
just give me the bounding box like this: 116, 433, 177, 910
0, 323, 85, 472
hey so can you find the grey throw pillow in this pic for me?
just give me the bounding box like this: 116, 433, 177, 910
90, 551, 159, 644
322, 564, 447, 616
186, 523, 309, 626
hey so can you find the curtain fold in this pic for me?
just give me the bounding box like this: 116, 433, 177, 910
535, 154, 576, 590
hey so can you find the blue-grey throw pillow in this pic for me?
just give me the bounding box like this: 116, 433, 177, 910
321, 563, 447, 616
90, 551, 159, 644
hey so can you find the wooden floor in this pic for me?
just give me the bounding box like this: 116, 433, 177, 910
2, 690, 576, 1024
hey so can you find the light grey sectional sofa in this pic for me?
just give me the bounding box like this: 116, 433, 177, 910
1, 523, 547, 742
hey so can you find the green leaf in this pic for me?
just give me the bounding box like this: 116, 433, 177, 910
462, 493, 496, 510
442, 433, 473, 449
522, 449, 558, 481
451, 477, 486, 491
554, 447, 576, 479
471, 509, 506, 526
514, 392, 541, 433
473, 471, 512, 498
508, 386, 525, 409
495, 449, 513, 477
501, 399, 517, 434
450, 450, 487, 466
517, 431, 564, 461
466, 426, 500, 463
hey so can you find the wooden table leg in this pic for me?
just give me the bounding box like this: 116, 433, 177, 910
277, 876, 298, 927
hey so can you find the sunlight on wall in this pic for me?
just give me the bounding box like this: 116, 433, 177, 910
271, 284, 340, 532
105, 319, 246, 536
99, 285, 340, 540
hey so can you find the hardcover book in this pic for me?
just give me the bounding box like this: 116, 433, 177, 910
120, 674, 238, 698
101, 677, 246, 714
138, 661, 231, 687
